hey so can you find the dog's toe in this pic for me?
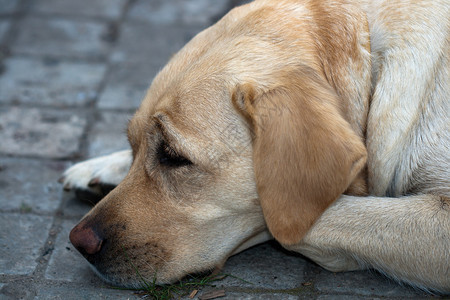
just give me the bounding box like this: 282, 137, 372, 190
60, 150, 132, 203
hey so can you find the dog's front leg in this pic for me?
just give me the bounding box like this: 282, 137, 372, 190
287, 194, 450, 294
59, 150, 132, 201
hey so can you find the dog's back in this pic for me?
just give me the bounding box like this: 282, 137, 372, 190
361, 0, 449, 196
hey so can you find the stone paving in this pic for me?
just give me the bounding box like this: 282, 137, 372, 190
0, 0, 436, 299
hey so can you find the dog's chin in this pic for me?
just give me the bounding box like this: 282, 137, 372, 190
87, 261, 209, 288
88, 264, 146, 288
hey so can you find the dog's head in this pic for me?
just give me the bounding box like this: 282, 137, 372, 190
70, 0, 370, 287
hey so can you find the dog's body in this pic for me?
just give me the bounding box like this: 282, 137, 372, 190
62, 0, 449, 293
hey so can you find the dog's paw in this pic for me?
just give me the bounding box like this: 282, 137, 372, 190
59, 150, 132, 203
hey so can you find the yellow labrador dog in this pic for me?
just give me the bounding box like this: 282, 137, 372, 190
61, 0, 449, 293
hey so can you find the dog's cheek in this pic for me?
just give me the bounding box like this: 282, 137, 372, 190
95, 232, 178, 285
81, 207, 178, 284
121, 239, 174, 281
131, 241, 171, 267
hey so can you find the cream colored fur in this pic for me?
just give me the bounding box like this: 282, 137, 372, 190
62, 0, 449, 293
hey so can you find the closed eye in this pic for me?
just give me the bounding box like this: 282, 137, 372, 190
157, 141, 192, 167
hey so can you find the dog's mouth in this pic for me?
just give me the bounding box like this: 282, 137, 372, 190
77, 239, 225, 289
89, 260, 224, 290
69, 221, 182, 287
76, 239, 181, 287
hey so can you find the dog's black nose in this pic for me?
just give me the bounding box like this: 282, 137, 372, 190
69, 221, 103, 255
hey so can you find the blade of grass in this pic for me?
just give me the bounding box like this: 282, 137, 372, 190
118, 246, 253, 299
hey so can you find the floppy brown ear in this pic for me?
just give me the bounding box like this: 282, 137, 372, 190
233, 68, 367, 245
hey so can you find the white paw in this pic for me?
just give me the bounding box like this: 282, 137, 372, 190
59, 150, 132, 196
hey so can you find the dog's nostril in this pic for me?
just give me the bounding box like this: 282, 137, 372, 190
69, 222, 103, 255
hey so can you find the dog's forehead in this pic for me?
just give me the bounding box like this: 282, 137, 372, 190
129, 78, 239, 149
156, 82, 239, 138
129, 0, 318, 141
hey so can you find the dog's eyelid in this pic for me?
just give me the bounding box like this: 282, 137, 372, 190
157, 139, 193, 168
151, 114, 193, 156
147, 116, 194, 168
150, 115, 172, 139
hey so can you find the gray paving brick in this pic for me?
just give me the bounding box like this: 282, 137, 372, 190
0, 20, 10, 42
12, 17, 111, 59
0, 107, 86, 158
1, 282, 36, 299
127, 0, 229, 26
222, 293, 299, 299
45, 219, 104, 284
29, 0, 127, 19
315, 270, 427, 297
0, 213, 53, 275
0, 0, 20, 14
0, 158, 67, 213
317, 296, 382, 300
97, 61, 157, 110
0, 57, 106, 107
88, 111, 133, 157
111, 21, 203, 63
187, 290, 300, 300
233, 0, 253, 6
220, 242, 307, 289
34, 284, 140, 299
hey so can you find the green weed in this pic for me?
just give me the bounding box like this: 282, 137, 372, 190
133, 273, 229, 299
117, 245, 250, 299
